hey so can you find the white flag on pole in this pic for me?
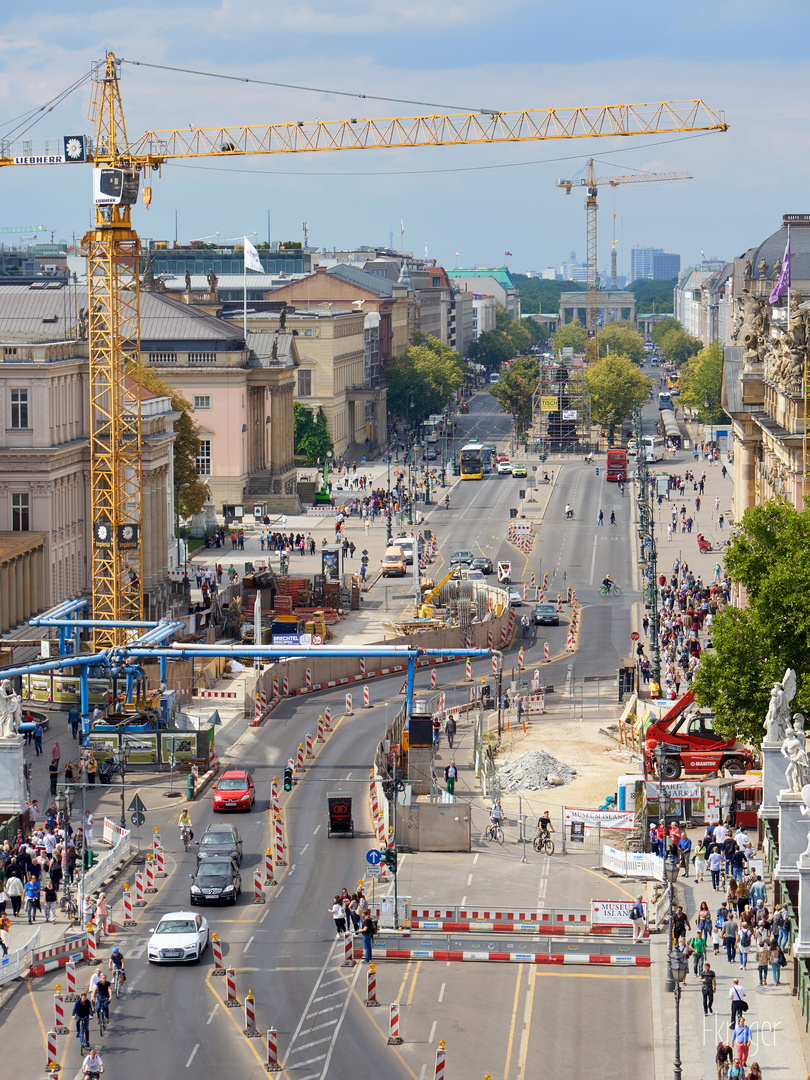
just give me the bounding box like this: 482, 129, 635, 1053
243, 236, 263, 273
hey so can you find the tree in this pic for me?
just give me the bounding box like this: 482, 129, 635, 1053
490, 355, 539, 433
597, 321, 646, 364
678, 342, 729, 423
553, 318, 587, 355
384, 336, 465, 419
584, 354, 651, 440
624, 279, 676, 315
467, 329, 516, 370
658, 326, 702, 367
513, 274, 586, 315
651, 316, 682, 345
692, 501, 810, 746
128, 364, 209, 517
293, 403, 333, 463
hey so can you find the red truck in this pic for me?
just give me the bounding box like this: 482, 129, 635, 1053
644, 692, 755, 780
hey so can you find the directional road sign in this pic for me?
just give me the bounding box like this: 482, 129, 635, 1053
130, 811, 145, 827
366, 849, 382, 866
366, 865, 382, 878
128, 794, 147, 814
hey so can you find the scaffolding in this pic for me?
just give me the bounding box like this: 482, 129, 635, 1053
531, 360, 592, 455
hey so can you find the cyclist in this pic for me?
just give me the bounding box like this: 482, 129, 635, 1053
602, 575, 614, 594
82, 1049, 104, 1079
88, 967, 104, 1005
537, 811, 555, 842
108, 946, 125, 986
489, 799, 504, 840
565, 503, 573, 519
444, 494, 450, 509
72, 992, 93, 1044
94, 974, 111, 1025
178, 808, 193, 848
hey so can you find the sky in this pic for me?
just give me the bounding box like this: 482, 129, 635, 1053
0, 1, 808, 280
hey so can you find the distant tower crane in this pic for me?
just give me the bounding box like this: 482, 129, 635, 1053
1, 55, 725, 646
558, 160, 692, 361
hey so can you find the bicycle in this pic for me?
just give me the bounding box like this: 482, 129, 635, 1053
533, 831, 555, 856
61, 883, 79, 922
76, 1015, 91, 1052
599, 583, 622, 596
487, 821, 504, 845
181, 825, 192, 852
112, 966, 123, 998
96, 996, 109, 1035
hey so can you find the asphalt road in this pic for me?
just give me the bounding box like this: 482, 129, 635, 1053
3, 393, 654, 1080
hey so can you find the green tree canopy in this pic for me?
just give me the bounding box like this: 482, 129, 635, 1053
692, 501, 810, 746
659, 326, 703, 367
467, 329, 516, 369
489, 355, 539, 433
584, 354, 651, 439
513, 274, 586, 315
597, 321, 646, 364
624, 279, 676, 315
384, 335, 465, 419
129, 364, 210, 517
553, 318, 587, 355
677, 342, 729, 423
651, 316, 682, 345
293, 403, 333, 464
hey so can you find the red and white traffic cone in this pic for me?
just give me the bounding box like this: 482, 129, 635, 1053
544, 641, 550, 663
366, 962, 379, 1006
466, 658, 472, 680
123, 889, 134, 926
226, 968, 240, 1007
244, 989, 257, 1034
388, 1001, 403, 1045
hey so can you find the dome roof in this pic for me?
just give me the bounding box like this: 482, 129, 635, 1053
743, 214, 810, 284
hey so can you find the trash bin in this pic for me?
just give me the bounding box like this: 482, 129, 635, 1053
186, 774, 195, 801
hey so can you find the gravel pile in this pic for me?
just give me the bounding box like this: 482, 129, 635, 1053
497, 749, 577, 792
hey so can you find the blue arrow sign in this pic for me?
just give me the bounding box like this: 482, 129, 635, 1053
646, 568, 654, 579
366, 849, 382, 866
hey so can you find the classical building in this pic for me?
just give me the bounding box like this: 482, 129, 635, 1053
558, 290, 636, 327
447, 269, 521, 323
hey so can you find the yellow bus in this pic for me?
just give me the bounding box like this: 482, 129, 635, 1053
460, 443, 483, 480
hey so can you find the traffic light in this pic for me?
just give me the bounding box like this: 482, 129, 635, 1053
381, 846, 398, 875
84, 849, 97, 869
283, 766, 293, 792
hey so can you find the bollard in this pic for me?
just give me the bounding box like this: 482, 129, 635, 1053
64, 962, 78, 1001
324, 705, 332, 729
434, 1041, 447, 1080
123, 888, 135, 926
492, 655, 498, 675
272, 674, 279, 700
544, 641, 550, 662
153, 827, 161, 853
211, 932, 224, 974
155, 845, 166, 876
543, 572, 548, 588
85, 925, 96, 966
53, 988, 68, 1033
253, 869, 265, 904
305, 667, 312, 691
264, 846, 276, 886
363, 686, 370, 708
430, 668, 437, 689
366, 963, 379, 1007
145, 857, 157, 893
317, 714, 324, 742
282, 677, 289, 697
305, 731, 313, 758
466, 657, 472, 680
265, 1027, 281, 1072
518, 647, 524, 667
388, 1001, 403, 1045
343, 931, 356, 967
295, 743, 304, 772
359, 658, 366, 678
226, 968, 240, 1007
46, 1030, 58, 1073
557, 592, 563, 612
345, 693, 352, 715
274, 814, 286, 865
134, 871, 145, 906
244, 989, 259, 1035
540, 692, 545, 714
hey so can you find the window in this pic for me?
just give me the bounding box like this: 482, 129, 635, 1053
12, 493, 29, 531
298, 370, 312, 396
193, 395, 211, 410
195, 439, 211, 476
10, 389, 28, 429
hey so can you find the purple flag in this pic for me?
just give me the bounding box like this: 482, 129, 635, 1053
768, 226, 790, 305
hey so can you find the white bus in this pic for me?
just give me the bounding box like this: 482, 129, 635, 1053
640, 435, 665, 462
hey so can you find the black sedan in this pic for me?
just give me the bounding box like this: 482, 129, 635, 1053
196, 823, 243, 865
471, 557, 494, 575
189, 857, 242, 905
533, 603, 559, 626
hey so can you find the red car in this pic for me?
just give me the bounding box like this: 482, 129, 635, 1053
644, 692, 754, 781
212, 769, 256, 812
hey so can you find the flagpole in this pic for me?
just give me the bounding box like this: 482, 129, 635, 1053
243, 247, 247, 341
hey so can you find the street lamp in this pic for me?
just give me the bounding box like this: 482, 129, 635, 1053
663, 850, 680, 993
115, 743, 129, 829
670, 943, 688, 1080
704, 391, 715, 456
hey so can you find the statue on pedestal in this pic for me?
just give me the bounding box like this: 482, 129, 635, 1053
0, 679, 22, 737
799, 783, 810, 858
781, 726, 809, 793
764, 668, 796, 745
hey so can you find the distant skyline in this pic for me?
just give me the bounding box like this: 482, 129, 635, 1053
0, 2, 808, 276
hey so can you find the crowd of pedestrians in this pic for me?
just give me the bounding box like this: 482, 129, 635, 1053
327, 886, 375, 961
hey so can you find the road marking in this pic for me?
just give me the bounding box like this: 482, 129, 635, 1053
206, 1003, 219, 1025
518, 966, 537, 1077
533, 969, 649, 979
307, 1019, 339, 1032
438, 982, 445, 1002
259, 907, 270, 923
406, 960, 422, 1006
461, 895, 467, 906
429, 1020, 437, 1044
185, 1044, 200, 1068
395, 960, 413, 1005
315, 963, 362, 1079
289, 864, 295, 875
589, 534, 598, 585
467, 873, 473, 885
313, 825, 321, 836
294, 1054, 327, 1068
295, 1036, 332, 1051
276, 884, 284, 895
473, 853, 479, 865
420, 1066, 427, 1080
501, 964, 523, 1080
301, 844, 309, 855
313, 991, 344, 1003
282, 939, 342, 1068
244, 935, 254, 953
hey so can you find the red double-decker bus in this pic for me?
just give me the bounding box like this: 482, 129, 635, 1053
605, 448, 627, 482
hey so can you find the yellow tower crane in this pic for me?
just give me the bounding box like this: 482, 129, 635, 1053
0, 54, 727, 646
558, 160, 692, 361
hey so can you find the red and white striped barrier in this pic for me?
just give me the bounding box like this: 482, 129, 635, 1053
518, 647, 524, 667
305, 668, 312, 691
209, 741, 216, 770
85, 927, 96, 966
266, 1027, 280, 1072
46, 1029, 58, 1072
568, 585, 572, 603
296, 743, 305, 772
264, 847, 275, 885
134, 872, 145, 906
305, 732, 313, 758
53, 991, 68, 1033
531, 570, 536, 588
212, 933, 224, 973
145, 858, 156, 892
101, 817, 129, 846
557, 593, 563, 611
567, 629, 574, 651
226, 968, 239, 1007
466, 658, 472, 680
363, 686, 370, 708
272, 674, 279, 699
492, 655, 499, 675
465, 630, 472, 648
345, 693, 352, 715
194, 690, 238, 699
359, 658, 366, 678
543, 572, 548, 588
254, 689, 266, 726
487, 628, 493, 650
282, 677, 289, 697
434, 1042, 447, 1080
274, 815, 286, 865
366, 963, 378, 1006
191, 763, 199, 786
430, 668, 437, 689
358, 942, 649, 966
244, 990, 257, 1034
253, 869, 265, 904
123, 889, 134, 925
387, 908, 588, 923
343, 931, 355, 967
408, 918, 591, 934
324, 705, 332, 729
544, 641, 550, 662
64, 962, 78, 1001
522, 581, 527, 600
388, 1001, 403, 1045
317, 714, 325, 741
155, 845, 166, 876
30, 933, 89, 978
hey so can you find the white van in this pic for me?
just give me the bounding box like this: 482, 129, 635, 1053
393, 536, 416, 564
489, 372, 500, 384
641, 435, 665, 462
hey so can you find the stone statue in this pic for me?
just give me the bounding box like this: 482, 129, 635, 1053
184, 269, 192, 293
787, 293, 806, 351
794, 713, 807, 752
207, 268, 218, 292
141, 256, 156, 290
799, 784, 810, 858
271, 337, 278, 360
772, 256, 783, 279
744, 258, 753, 279
278, 307, 287, 331
781, 727, 809, 793
77, 307, 89, 340
764, 667, 796, 744
758, 258, 769, 279
0, 679, 22, 737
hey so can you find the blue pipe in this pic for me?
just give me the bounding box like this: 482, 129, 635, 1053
0, 653, 109, 679
34, 618, 164, 629
126, 645, 490, 660
80, 667, 89, 746
29, 599, 88, 625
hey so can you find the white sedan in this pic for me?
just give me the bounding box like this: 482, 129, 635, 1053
147, 911, 210, 964
496, 460, 513, 474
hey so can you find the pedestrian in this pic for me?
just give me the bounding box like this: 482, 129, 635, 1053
695, 496, 701, 512
0, 920, 8, 957
727, 979, 747, 1026
597, 509, 604, 526
609, 510, 616, 526
361, 908, 374, 962
67, 704, 80, 739
642, 614, 649, 636
679, 830, 692, 877
43, 879, 58, 924
85, 753, 97, 786
732, 1018, 752, 1067
700, 961, 716, 1014
723, 912, 739, 963
33, 723, 43, 755
85, 812, 94, 849
689, 930, 706, 975
694, 843, 707, 883
521, 613, 530, 638
630, 895, 646, 942
24, 873, 39, 923
49, 758, 59, 797
709, 846, 724, 890
671, 905, 690, 947
711, 919, 722, 956
769, 936, 783, 984
719, 514, 725, 530
329, 895, 346, 936
432, 717, 441, 751
722, 465, 727, 480
756, 939, 770, 985
715, 496, 720, 512
5, 872, 23, 917
715, 1041, 733, 1080
444, 761, 458, 795
445, 715, 457, 749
